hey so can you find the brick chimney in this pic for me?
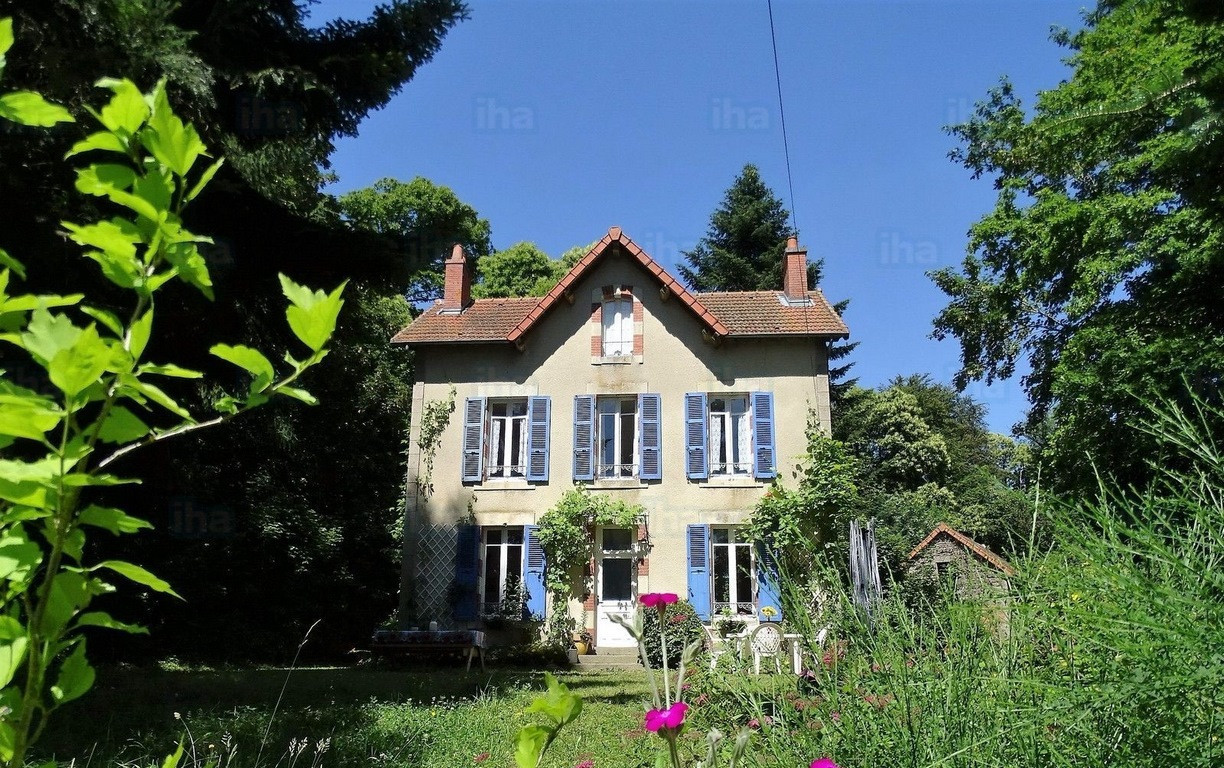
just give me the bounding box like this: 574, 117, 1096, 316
441, 243, 472, 311
782, 236, 808, 300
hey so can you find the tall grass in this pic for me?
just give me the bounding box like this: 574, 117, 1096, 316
689, 393, 1224, 768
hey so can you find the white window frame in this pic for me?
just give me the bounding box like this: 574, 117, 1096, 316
709, 395, 751, 476
487, 399, 528, 479
711, 526, 755, 616
597, 396, 638, 479
481, 527, 524, 616
601, 297, 633, 356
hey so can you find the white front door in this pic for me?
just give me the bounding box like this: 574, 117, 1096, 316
596, 527, 637, 648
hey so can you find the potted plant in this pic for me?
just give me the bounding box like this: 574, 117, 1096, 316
714, 614, 748, 637
573, 629, 594, 655
760, 605, 780, 622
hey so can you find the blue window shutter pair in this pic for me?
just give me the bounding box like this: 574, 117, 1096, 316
453, 524, 481, 621
573, 395, 595, 480
461, 398, 485, 482
638, 393, 662, 480
526, 396, 550, 482
523, 525, 547, 620
686, 391, 776, 480
755, 541, 783, 621
687, 524, 712, 621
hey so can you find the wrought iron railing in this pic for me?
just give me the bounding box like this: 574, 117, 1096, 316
714, 601, 756, 616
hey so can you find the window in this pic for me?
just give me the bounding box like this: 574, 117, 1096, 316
601, 297, 633, 356
597, 397, 637, 478
684, 391, 776, 480
481, 527, 523, 617
461, 396, 551, 483
489, 400, 527, 478
709, 396, 750, 476
711, 527, 754, 615
574, 394, 660, 481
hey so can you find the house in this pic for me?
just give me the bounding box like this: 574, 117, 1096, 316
391, 227, 848, 648
906, 523, 1015, 600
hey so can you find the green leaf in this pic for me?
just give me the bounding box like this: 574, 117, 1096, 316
0, 528, 41, 582
0, 457, 55, 508
74, 611, 148, 634
94, 78, 149, 135
40, 571, 90, 635
0, 394, 62, 441
118, 375, 191, 419
80, 306, 124, 337
142, 80, 207, 176
279, 274, 347, 353
74, 167, 159, 222
79, 505, 152, 535
51, 640, 94, 704
210, 344, 274, 392
276, 385, 318, 406
186, 157, 224, 203
97, 406, 150, 444
137, 362, 202, 379
20, 309, 81, 364
61, 472, 138, 487
0, 17, 13, 59
48, 324, 110, 398
0, 616, 21, 641
0, 91, 73, 127
129, 308, 152, 358
513, 724, 550, 768
0, 248, 26, 280
161, 742, 185, 768
524, 672, 582, 727
73, 164, 136, 195
65, 130, 127, 158
94, 560, 180, 598
0, 636, 27, 689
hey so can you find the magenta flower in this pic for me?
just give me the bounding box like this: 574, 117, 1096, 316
644, 701, 689, 732
811, 760, 840, 768
639, 593, 679, 608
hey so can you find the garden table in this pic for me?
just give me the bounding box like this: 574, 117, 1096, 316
371, 629, 488, 671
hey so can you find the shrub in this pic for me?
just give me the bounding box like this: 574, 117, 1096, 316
641, 599, 705, 667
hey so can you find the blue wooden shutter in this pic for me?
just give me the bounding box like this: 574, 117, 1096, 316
526, 396, 551, 482
751, 391, 776, 479
461, 397, 485, 483
684, 392, 708, 480
755, 541, 782, 621
573, 395, 595, 481
687, 524, 712, 621
453, 525, 480, 621
523, 525, 547, 621
638, 393, 661, 480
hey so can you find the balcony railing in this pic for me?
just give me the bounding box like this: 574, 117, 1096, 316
714, 601, 756, 616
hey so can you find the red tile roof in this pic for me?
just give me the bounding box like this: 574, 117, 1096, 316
907, 523, 1016, 576
392, 227, 849, 346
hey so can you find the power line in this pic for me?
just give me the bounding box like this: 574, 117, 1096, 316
767, 0, 798, 238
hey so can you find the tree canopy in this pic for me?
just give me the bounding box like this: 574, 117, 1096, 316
933, 0, 1224, 493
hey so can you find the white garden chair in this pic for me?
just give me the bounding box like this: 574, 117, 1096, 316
749, 622, 785, 674
702, 623, 745, 671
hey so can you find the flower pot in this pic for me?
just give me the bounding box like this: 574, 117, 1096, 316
566, 648, 579, 664
574, 640, 590, 656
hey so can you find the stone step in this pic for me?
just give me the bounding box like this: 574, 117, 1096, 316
575, 654, 641, 670
594, 646, 638, 656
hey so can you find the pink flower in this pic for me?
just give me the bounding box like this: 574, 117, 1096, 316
644, 701, 689, 732
811, 760, 840, 768
639, 593, 679, 608
474, 753, 490, 763
574, 761, 595, 768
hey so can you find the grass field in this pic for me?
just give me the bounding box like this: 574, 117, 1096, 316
34, 664, 657, 767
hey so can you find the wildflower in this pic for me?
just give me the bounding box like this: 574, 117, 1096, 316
474, 752, 490, 763
693, 693, 709, 706
748, 716, 771, 729
644, 701, 689, 732
680, 683, 691, 691
669, 613, 688, 624
639, 593, 679, 609
811, 759, 840, 768
830, 710, 840, 722
575, 761, 595, 768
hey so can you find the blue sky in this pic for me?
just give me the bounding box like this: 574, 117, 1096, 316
309, 0, 1086, 435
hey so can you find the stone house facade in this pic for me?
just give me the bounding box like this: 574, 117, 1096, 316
391, 227, 848, 647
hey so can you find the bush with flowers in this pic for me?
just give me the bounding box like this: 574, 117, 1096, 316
640, 597, 706, 667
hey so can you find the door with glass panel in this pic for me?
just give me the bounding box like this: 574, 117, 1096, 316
596, 527, 637, 647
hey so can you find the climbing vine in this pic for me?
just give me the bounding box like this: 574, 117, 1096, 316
416, 384, 456, 497
536, 485, 643, 644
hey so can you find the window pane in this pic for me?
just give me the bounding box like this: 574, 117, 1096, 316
483, 547, 501, 602
511, 401, 527, 417
711, 528, 730, 544
507, 528, 524, 545
603, 528, 632, 551
713, 545, 730, 603
487, 529, 502, 545
620, 411, 634, 468
734, 543, 753, 605
602, 558, 632, 600
507, 545, 523, 582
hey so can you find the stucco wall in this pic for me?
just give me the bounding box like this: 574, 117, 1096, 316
401, 246, 835, 626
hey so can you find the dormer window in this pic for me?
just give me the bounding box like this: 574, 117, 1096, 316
601, 296, 633, 356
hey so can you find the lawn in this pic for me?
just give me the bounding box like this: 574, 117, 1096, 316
33, 665, 658, 768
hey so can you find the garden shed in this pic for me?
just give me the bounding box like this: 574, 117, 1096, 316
906, 523, 1014, 600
